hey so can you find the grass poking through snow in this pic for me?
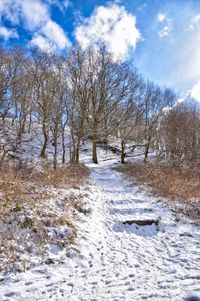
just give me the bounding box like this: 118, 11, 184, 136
116, 162, 200, 224
0, 162, 90, 274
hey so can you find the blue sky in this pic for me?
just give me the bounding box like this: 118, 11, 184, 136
1, 0, 200, 100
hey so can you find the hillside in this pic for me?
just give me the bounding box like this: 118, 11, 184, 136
0, 146, 200, 301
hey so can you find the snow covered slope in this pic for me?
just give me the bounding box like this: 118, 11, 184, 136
0, 152, 200, 301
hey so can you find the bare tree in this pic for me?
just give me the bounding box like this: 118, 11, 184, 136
85, 46, 136, 163
143, 82, 176, 163
65, 46, 90, 163
0, 48, 31, 166
49, 56, 68, 169
0, 47, 24, 123
158, 100, 200, 167
28, 49, 56, 158
115, 71, 144, 163
0, 45, 188, 171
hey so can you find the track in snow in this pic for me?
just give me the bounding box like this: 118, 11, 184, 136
0, 160, 200, 301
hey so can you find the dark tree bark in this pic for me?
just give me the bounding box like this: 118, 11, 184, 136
40, 123, 49, 158
92, 128, 98, 164
121, 141, 126, 164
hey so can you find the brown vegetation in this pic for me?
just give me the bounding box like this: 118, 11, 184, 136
116, 163, 200, 223
0, 162, 90, 273
0, 161, 89, 208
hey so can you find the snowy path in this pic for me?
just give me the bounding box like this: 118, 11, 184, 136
1, 160, 200, 301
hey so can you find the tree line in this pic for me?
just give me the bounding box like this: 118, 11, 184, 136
0, 45, 199, 168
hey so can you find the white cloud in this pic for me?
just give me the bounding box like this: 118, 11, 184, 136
30, 19, 71, 51
20, 0, 49, 30
42, 20, 70, 49
0, 0, 19, 24
0, 26, 18, 40
30, 34, 52, 51
47, 0, 70, 12
75, 4, 141, 61
157, 13, 166, 23
190, 14, 200, 30
190, 80, 200, 101
0, 0, 49, 27
157, 12, 173, 38
158, 25, 172, 37
0, 0, 70, 51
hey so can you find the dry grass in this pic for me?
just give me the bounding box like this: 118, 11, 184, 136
0, 162, 89, 207
35, 162, 90, 188
0, 162, 90, 273
116, 162, 200, 223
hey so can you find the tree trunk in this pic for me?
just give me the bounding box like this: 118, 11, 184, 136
28, 114, 32, 134
2, 115, 6, 126
40, 123, 48, 158
17, 118, 26, 144
53, 133, 58, 170
71, 150, 75, 163
0, 150, 7, 168
92, 129, 98, 164
121, 141, 126, 164
70, 133, 76, 163
61, 127, 65, 165
144, 139, 150, 163
75, 146, 79, 164
103, 115, 108, 145
75, 135, 82, 164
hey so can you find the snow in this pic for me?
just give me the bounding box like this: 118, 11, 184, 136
0, 148, 200, 300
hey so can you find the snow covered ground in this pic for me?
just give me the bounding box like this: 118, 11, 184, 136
0, 148, 200, 301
